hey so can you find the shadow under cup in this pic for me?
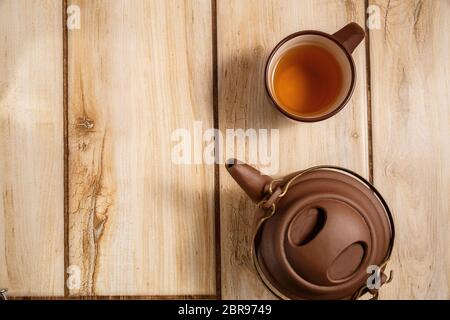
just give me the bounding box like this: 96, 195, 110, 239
266, 32, 355, 122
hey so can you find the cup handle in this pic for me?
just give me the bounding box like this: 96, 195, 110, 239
332, 22, 365, 54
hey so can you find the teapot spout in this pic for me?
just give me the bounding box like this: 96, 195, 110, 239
225, 159, 273, 203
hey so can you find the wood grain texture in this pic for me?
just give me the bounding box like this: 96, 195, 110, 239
67, 0, 215, 296
217, 0, 369, 299
370, 0, 450, 299
0, 0, 64, 296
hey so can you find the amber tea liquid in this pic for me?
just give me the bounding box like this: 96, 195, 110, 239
273, 44, 343, 117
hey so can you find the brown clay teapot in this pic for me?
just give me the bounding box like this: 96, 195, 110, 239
226, 159, 395, 300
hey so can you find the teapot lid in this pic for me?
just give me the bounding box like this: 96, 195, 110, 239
253, 166, 394, 300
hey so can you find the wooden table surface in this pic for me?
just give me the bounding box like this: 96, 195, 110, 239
1, 0, 449, 299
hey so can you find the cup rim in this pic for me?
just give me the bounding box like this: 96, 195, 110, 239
265, 30, 357, 122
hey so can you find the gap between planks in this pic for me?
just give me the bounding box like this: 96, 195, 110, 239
62, 0, 70, 298
211, 0, 222, 300
9, 295, 216, 300
364, 0, 374, 183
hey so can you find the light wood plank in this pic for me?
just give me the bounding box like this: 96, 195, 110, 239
370, 0, 450, 299
67, 0, 215, 295
0, 0, 64, 296
218, 0, 368, 299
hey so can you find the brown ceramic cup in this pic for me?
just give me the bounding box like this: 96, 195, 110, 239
265, 22, 365, 122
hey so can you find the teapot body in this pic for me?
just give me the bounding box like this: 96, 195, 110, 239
226, 160, 394, 300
